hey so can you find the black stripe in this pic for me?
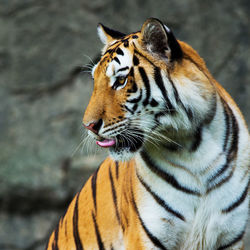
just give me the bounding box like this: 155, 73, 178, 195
127, 89, 142, 103
92, 212, 105, 250
207, 161, 229, 184
154, 67, 175, 112
103, 123, 125, 134
222, 180, 249, 213
121, 38, 128, 43
217, 229, 245, 250
129, 66, 134, 77
113, 57, 120, 65
134, 50, 156, 67
223, 100, 238, 160
130, 181, 167, 250
206, 169, 233, 193
138, 67, 151, 106
190, 94, 216, 152
137, 173, 185, 221
52, 224, 59, 250
132, 103, 138, 112
162, 142, 180, 152
227, 107, 239, 162
167, 74, 180, 104
127, 81, 138, 93
103, 44, 120, 58
141, 150, 200, 196
127, 67, 138, 94
207, 101, 238, 189
203, 94, 217, 125
116, 48, 124, 55
223, 99, 239, 161
133, 55, 140, 66
168, 75, 193, 119
185, 107, 194, 121
150, 98, 159, 107
208, 102, 238, 192
115, 161, 119, 179
117, 66, 129, 72
104, 49, 113, 55
123, 40, 129, 47
124, 104, 135, 114
73, 193, 84, 250
168, 74, 194, 120
91, 168, 99, 211
109, 166, 121, 224
222, 99, 231, 152
111, 40, 122, 47
190, 125, 203, 152
109, 127, 128, 137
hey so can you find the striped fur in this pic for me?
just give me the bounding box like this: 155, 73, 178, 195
47, 18, 249, 250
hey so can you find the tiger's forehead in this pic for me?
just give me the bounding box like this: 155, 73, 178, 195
102, 32, 140, 60
97, 32, 140, 75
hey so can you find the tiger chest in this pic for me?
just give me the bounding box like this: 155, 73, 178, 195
133, 174, 247, 250
135, 181, 199, 249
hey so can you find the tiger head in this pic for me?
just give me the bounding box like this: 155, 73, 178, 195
83, 18, 215, 161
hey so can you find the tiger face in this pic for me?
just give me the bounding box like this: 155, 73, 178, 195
83, 18, 215, 161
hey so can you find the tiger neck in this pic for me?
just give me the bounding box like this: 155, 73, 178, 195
135, 95, 228, 194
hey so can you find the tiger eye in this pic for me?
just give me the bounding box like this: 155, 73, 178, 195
118, 77, 126, 85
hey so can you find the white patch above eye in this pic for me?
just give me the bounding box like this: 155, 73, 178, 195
106, 63, 115, 78
106, 48, 132, 77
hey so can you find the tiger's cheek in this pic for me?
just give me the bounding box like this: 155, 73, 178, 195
105, 90, 128, 122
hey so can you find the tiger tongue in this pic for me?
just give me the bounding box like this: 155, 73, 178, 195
96, 139, 116, 148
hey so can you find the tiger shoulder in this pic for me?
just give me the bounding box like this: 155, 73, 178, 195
47, 18, 249, 250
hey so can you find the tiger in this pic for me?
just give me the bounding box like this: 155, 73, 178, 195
46, 18, 249, 250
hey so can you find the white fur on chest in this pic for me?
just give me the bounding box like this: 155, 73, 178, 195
135, 151, 248, 250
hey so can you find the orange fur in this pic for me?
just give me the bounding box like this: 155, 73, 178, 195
47, 158, 150, 249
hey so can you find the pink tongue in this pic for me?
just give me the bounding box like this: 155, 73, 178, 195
96, 139, 116, 148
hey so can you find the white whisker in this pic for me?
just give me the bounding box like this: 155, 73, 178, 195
83, 54, 95, 66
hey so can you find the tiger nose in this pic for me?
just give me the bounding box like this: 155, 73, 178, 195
83, 119, 103, 135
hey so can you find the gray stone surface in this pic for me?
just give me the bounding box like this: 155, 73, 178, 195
0, 0, 249, 249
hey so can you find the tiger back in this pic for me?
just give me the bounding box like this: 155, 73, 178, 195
46, 18, 249, 250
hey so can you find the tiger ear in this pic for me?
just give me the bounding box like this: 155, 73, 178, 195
97, 23, 125, 45
141, 18, 183, 62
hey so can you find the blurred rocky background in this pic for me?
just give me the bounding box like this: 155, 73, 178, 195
0, 0, 249, 249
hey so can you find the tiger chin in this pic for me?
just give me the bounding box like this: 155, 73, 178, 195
47, 18, 249, 250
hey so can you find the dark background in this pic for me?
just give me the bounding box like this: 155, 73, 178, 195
0, 0, 249, 249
